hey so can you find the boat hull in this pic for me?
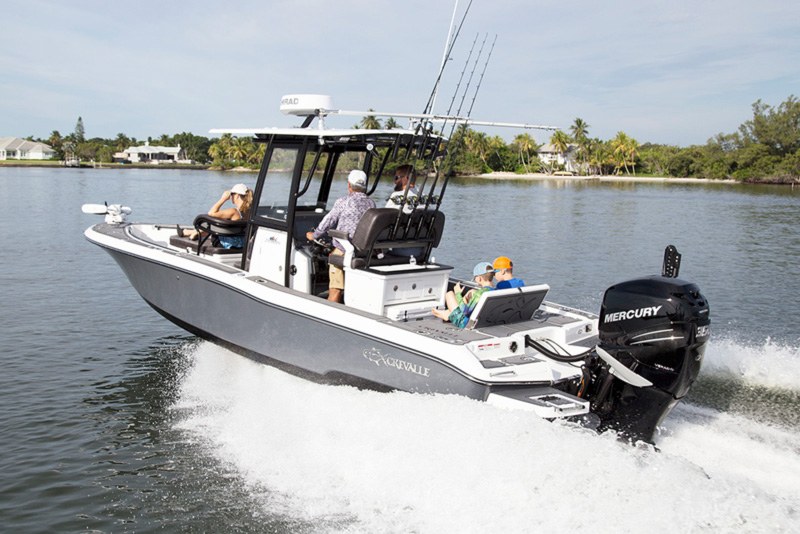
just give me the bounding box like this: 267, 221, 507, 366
101, 243, 492, 400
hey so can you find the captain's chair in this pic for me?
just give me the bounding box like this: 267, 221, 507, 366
328, 208, 445, 270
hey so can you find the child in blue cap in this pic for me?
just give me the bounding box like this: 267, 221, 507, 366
431, 262, 495, 328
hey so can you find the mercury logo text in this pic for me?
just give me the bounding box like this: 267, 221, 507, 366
604, 305, 663, 323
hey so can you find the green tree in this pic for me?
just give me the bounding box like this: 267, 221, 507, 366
227, 136, 251, 163
359, 110, 382, 130
549, 130, 571, 172
611, 131, 633, 174
114, 133, 131, 152
48, 130, 64, 159
569, 118, 591, 174
512, 133, 536, 173
74, 117, 85, 143
739, 95, 800, 157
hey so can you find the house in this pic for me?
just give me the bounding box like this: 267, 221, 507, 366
0, 137, 56, 160
536, 143, 580, 174
113, 141, 193, 164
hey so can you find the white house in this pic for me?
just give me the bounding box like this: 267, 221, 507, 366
113, 141, 193, 164
0, 137, 56, 160
536, 143, 580, 174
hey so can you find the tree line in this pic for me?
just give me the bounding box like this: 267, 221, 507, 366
24, 95, 799, 182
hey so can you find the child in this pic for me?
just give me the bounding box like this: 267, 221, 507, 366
431, 262, 495, 328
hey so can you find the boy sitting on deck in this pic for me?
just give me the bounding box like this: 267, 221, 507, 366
431, 262, 495, 328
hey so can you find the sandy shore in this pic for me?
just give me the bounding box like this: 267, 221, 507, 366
472, 171, 737, 184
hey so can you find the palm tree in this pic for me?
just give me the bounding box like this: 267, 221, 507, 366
114, 133, 130, 152
569, 118, 591, 174
227, 136, 251, 163
611, 132, 632, 175
588, 139, 609, 175
627, 136, 640, 176
385, 117, 400, 129
48, 130, 62, 149
513, 133, 536, 173
471, 131, 490, 166
247, 142, 266, 165
550, 130, 571, 171
208, 142, 226, 163
359, 109, 382, 130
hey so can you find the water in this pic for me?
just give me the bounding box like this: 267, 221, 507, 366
1, 167, 799, 532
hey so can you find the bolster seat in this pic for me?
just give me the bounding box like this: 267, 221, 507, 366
329, 207, 445, 270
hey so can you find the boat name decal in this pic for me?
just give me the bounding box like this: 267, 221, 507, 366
363, 348, 430, 377
604, 305, 663, 323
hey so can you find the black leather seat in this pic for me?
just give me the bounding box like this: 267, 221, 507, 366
329, 208, 445, 270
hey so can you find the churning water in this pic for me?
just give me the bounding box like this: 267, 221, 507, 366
1, 167, 798, 533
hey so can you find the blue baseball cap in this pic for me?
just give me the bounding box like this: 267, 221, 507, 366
473, 262, 493, 278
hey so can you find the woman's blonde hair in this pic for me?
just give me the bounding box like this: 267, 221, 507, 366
234, 189, 253, 219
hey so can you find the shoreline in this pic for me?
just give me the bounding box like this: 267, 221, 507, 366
2, 162, 793, 185
471, 171, 739, 184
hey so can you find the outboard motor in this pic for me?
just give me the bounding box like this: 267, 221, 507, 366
585, 246, 710, 442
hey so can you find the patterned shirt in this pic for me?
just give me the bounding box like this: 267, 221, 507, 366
312, 192, 376, 252
449, 286, 492, 328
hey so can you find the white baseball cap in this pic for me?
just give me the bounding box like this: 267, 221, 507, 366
347, 170, 367, 187
231, 183, 248, 195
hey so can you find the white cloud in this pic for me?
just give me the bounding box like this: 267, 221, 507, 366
1, 0, 798, 145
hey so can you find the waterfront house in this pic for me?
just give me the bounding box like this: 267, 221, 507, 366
0, 137, 56, 160
113, 141, 193, 164
536, 143, 579, 174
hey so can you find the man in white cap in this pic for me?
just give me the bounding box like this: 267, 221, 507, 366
306, 170, 376, 303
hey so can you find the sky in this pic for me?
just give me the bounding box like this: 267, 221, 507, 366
2, 0, 798, 147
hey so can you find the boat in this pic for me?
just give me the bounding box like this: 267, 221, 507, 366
83, 94, 710, 443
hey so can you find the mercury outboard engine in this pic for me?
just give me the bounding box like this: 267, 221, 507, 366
583, 246, 710, 443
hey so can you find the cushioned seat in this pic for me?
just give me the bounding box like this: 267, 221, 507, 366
328, 208, 445, 270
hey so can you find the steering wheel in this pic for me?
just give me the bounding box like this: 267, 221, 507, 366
309, 235, 334, 256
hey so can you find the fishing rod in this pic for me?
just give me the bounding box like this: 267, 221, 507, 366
421, 33, 488, 212
465, 34, 496, 120
401, 2, 472, 166
421, 0, 473, 117
397, 30, 478, 238
440, 33, 478, 137
435, 34, 498, 205
408, 32, 485, 218
429, 0, 460, 115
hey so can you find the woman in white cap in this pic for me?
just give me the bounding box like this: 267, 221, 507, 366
178, 183, 253, 248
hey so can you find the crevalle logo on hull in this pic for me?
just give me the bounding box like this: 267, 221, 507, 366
363, 348, 431, 377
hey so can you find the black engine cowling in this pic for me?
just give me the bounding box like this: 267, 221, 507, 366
588, 275, 710, 442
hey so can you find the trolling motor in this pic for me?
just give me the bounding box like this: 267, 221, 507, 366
580, 245, 710, 442
81, 202, 132, 224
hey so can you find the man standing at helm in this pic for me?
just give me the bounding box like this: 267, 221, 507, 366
306, 170, 376, 303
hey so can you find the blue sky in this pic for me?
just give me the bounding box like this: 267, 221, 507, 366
2, 0, 798, 146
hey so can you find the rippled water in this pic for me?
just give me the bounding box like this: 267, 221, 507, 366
1, 167, 798, 533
